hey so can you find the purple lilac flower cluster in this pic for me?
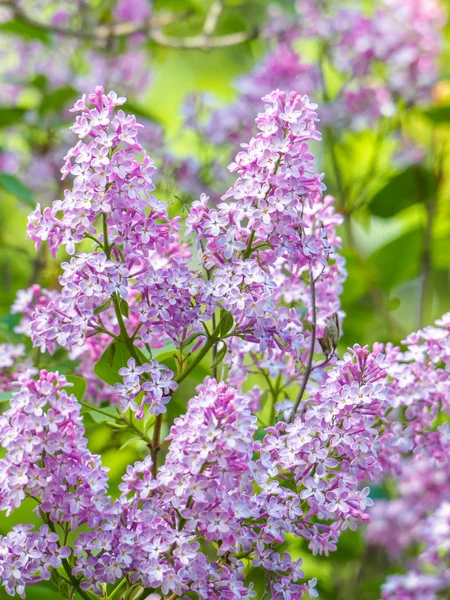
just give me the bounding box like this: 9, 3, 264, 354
380, 501, 450, 599
1, 88, 449, 599
379, 312, 450, 467
187, 0, 444, 156
364, 314, 450, 599
11, 284, 117, 406
258, 345, 388, 557
187, 90, 343, 358
115, 358, 177, 417
0, 343, 34, 391
24, 88, 343, 421
0, 525, 71, 599
0, 370, 109, 520
26, 88, 180, 358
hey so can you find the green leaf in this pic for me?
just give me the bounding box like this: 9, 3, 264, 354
0, 173, 34, 207
107, 341, 116, 367
82, 404, 118, 424
94, 341, 147, 386
154, 350, 178, 373
182, 331, 204, 349
151, 342, 176, 358
119, 297, 129, 319
30, 74, 48, 91
39, 86, 78, 115
211, 341, 228, 368
219, 310, 234, 337
388, 297, 401, 311
0, 391, 11, 403
93, 298, 112, 316
368, 228, 423, 291
368, 167, 426, 218
423, 105, 450, 124
0, 19, 52, 44
0, 107, 26, 128
64, 375, 87, 401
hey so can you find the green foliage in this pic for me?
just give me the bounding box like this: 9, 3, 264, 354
94, 340, 145, 386
0, 19, 52, 44
64, 375, 87, 401
368, 167, 426, 218
39, 86, 79, 115
0, 172, 35, 208
368, 228, 423, 291
0, 108, 27, 128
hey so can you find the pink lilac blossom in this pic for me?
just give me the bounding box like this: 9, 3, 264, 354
70, 346, 391, 598
73, 378, 316, 598
26, 89, 344, 419
378, 312, 450, 469
26, 87, 187, 362
11, 284, 117, 405
381, 502, 450, 599
189, 90, 342, 359
0, 525, 71, 599
4, 88, 448, 599
0, 370, 109, 522
365, 314, 450, 598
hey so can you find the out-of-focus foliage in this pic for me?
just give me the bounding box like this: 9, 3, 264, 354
0, 0, 449, 599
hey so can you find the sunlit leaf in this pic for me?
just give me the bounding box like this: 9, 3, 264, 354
368, 228, 423, 290
368, 167, 427, 218
64, 375, 87, 401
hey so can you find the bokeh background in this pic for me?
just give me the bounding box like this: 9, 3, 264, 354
0, 0, 449, 598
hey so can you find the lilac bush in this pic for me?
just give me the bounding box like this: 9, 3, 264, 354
0, 82, 449, 600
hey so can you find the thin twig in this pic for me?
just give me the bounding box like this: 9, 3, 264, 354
149, 27, 257, 49
0, 0, 257, 49
151, 414, 163, 478
289, 264, 317, 422
203, 0, 224, 36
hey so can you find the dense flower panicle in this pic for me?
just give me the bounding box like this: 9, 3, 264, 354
12, 285, 117, 405
73, 379, 318, 598
27, 86, 178, 258
365, 314, 450, 598
0, 370, 109, 523
377, 312, 450, 469
24, 89, 215, 357
258, 345, 389, 555
0, 525, 71, 599
24, 88, 344, 419
188, 90, 343, 361
368, 457, 450, 557
380, 502, 450, 599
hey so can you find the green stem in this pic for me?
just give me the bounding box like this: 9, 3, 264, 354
151, 414, 163, 478
175, 329, 219, 385
289, 265, 316, 422
243, 229, 256, 260
79, 400, 116, 419
102, 213, 109, 256
108, 576, 127, 600
44, 519, 94, 600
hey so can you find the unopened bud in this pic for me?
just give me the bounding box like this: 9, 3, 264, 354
318, 313, 340, 358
